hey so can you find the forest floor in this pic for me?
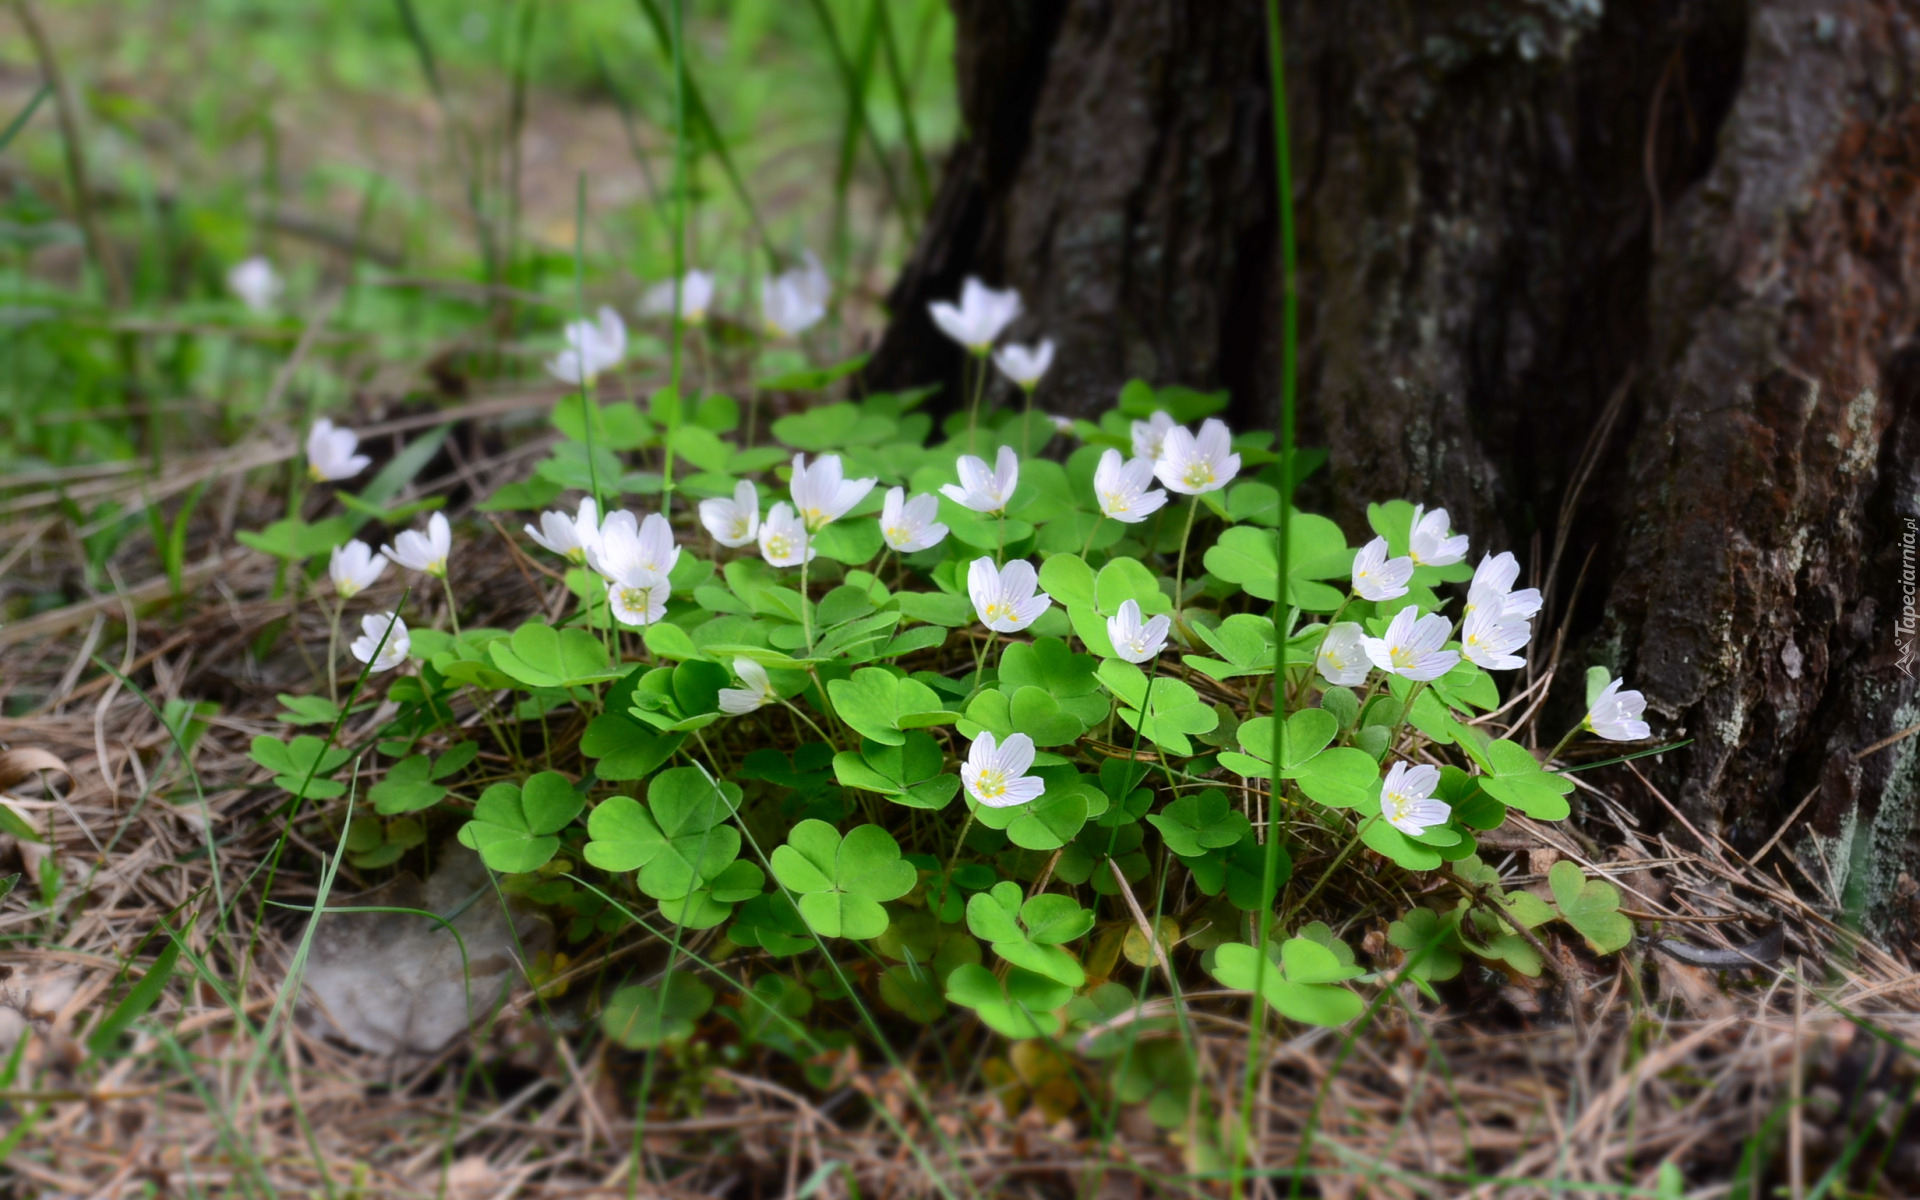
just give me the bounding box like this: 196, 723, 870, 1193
4, 3, 1920, 1197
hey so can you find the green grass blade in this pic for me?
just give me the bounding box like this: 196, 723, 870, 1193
85, 936, 181, 1057
0, 83, 52, 154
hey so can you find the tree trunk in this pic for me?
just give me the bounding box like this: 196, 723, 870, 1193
870, 0, 1920, 928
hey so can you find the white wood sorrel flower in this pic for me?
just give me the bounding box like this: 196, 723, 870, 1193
758, 502, 815, 568
790, 453, 876, 532
718, 657, 778, 715
928, 277, 1021, 352
1465, 551, 1543, 620
604, 566, 669, 628
350, 612, 410, 673
1351, 536, 1413, 602
763, 269, 826, 339
1379, 762, 1450, 837
1132, 410, 1177, 462
640, 269, 717, 325
1154, 418, 1240, 495
589, 511, 680, 583
942, 445, 1019, 514
1107, 599, 1170, 664
968, 557, 1052, 633
1407, 504, 1469, 568
525, 497, 603, 566
880, 487, 948, 553
962, 731, 1044, 809
1093, 449, 1168, 523
306, 419, 370, 483
547, 306, 627, 386
329, 540, 387, 599
382, 512, 452, 578
1586, 677, 1651, 741
992, 339, 1055, 389
1315, 621, 1371, 687
699, 480, 760, 548
228, 255, 280, 313
1460, 606, 1532, 671
1361, 607, 1460, 681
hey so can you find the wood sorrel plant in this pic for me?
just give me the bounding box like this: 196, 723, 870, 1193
249, 349, 1655, 1129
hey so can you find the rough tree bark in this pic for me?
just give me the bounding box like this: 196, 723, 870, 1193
870, 0, 1920, 927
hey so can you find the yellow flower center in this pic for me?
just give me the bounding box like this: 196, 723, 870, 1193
1102, 491, 1129, 514
427, 558, 448, 578
981, 601, 1011, 624
885, 524, 911, 546
1321, 647, 1347, 671
565, 547, 588, 565
766, 534, 793, 559
1383, 789, 1417, 823
1180, 462, 1215, 489
308, 464, 327, 483
973, 768, 1007, 800
801, 506, 827, 531
618, 586, 653, 614
1389, 644, 1419, 669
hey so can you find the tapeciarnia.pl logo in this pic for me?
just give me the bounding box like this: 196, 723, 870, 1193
1899, 517, 1917, 678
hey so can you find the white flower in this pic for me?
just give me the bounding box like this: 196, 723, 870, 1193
992, 339, 1055, 389
228, 256, 280, 313
329, 539, 388, 600
1465, 551, 1543, 620
546, 306, 628, 385
306, 418, 370, 483
1379, 762, 1451, 837
1459, 606, 1532, 671
1586, 677, 1651, 741
1044, 413, 1076, 436
698, 480, 760, 548
928, 277, 1022, 352
790, 452, 876, 532
1107, 599, 1170, 664
1093, 449, 1169, 524
349, 612, 410, 673
940, 445, 1020, 514
880, 487, 947, 553
604, 566, 670, 628
967, 557, 1052, 633
1132, 411, 1177, 462
718, 657, 778, 714
1154, 418, 1240, 495
1315, 621, 1371, 687
1407, 505, 1469, 568
792, 249, 832, 309
762, 270, 826, 339
588, 510, 680, 581
1361, 607, 1460, 681
961, 731, 1045, 809
382, 512, 453, 579
1351, 536, 1414, 603
758, 502, 815, 568
524, 497, 603, 566
640, 269, 717, 325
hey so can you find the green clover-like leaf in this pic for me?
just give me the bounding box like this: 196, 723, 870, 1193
831, 733, 959, 810
456, 771, 584, 874
487, 621, 623, 689
369, 755, 447, 815
1476, 739, 1573, 820
249, 734, 353, 800
827, 668, 953, 747
602, 971, 714, 1048
1147, 790, 1251, 858
1548, 860, 1633, 953
769, 820, 916, 940
942, 963, 1072, 1038
1207, 938, 1366, 1027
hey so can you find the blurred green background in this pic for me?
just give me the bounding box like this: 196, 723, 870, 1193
0, 0, 956, 478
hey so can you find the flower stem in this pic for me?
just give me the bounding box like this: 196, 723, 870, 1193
938, 808, 977, 915
965, 351, 988, 455
1081, 514, 1105, 559
1281, 813, 1377, 931
800, 554, 814, 655
1171, 494, 1201, 625
326, 593, 344, 705
439, 573, 463, 637
1546, 720, 1586, 765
